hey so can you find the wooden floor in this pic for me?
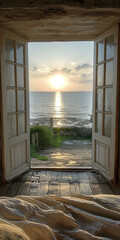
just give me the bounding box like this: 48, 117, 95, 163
0, 170, 120, 197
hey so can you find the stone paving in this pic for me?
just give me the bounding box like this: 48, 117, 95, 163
31, 140, 92, 168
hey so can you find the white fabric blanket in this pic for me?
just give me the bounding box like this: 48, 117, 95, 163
0, 195, 120, 240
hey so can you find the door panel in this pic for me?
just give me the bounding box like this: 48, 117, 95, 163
93, 25, 118, 181
0, 29, 30, 181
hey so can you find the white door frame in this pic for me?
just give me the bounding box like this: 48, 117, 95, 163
92, 25, 119, 182
0, 28, 30, 181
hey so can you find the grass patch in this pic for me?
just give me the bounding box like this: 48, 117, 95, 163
37, 155, 48, 161
30, 145, 48, 161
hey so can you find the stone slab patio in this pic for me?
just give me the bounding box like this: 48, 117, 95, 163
31, 139, 92, 168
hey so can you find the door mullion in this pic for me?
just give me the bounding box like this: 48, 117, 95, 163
14, 41, 18, 136
102, 39, 106, 136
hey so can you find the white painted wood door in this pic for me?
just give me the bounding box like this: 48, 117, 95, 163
92, 25, 119, 181
0, 29, 30, 181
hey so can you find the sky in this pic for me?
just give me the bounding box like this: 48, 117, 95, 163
28, 41, 94, 92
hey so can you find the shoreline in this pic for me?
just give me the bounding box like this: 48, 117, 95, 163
30, 117, 92, 129
30, 118, 92, 138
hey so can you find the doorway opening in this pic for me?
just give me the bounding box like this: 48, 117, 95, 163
0, 25, 119, 183
28, 41, 94, 169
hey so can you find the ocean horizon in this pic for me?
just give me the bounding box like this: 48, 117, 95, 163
29, 91, 93, 128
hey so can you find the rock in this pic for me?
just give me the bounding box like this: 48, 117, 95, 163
73, 127, 92, 138
60, 130, 64, 135
72, 132, 77, 136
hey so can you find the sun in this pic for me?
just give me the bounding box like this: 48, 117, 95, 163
51, 74, 66, 90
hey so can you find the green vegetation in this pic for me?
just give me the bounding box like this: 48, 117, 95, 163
30, 125, 53, 150
52, 126, 92, 147
53, 127, 72, 134
30, 125, 92, 153
53, 126, 92, 138
30, 145, 48, 161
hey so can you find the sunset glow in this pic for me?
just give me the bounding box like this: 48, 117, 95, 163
29, 41, 93, 92
51, 74, 66, 90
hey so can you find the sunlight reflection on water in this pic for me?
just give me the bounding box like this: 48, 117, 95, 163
54, 92, 63, 124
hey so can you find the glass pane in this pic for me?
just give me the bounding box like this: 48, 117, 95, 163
105, 61, 113, 85
7, 90, 16, 112
105, 88, 113, 112
17, 42, 24, 64
96, 113, 102, 134
17, 66, 24, 87
8, 114, 16, 138
98, 40, 104, 63
5, 38, 14, 62
6, 64, 15, 87
17, 90, 25, 111
18, 113, 25, 135
104, 114, 111, 137
97, 64, 104, 86
106, 35, 114, 60
96, 89, 103, 111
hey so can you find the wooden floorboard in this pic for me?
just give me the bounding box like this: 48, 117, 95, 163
0, 182, 11, 196
80, 183, 92, 195
89, 183, 103, 195
61, 182, 70, 195
6, 182, 20, 197
38, 182, 49, 195
17, 182, 31, 195
48, 182, 61, 195
0, 170, 119, 197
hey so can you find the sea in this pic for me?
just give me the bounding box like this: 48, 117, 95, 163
29, 91, 93, 128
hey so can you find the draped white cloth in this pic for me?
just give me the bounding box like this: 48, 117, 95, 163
0, 195, 120, 240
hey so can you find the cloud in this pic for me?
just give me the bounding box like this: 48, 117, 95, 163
29, 66, 39, 72
50, 67, 71, 75
71, 78, 93, 84
61, 67, 71, 74
29, 63, 93, 86
70, 72, 93, 84
75, 63, 92, 71
50, 69, 59, 74
81, 73, 92, 78
29, 63, 92, 77
79, 79, 93, 83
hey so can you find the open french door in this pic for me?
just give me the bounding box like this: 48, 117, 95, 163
0, 29, 30, 181
92, 25, 119, 182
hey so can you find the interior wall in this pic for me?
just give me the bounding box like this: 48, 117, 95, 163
118, 26, 120, 184
0, 70, 2, 183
